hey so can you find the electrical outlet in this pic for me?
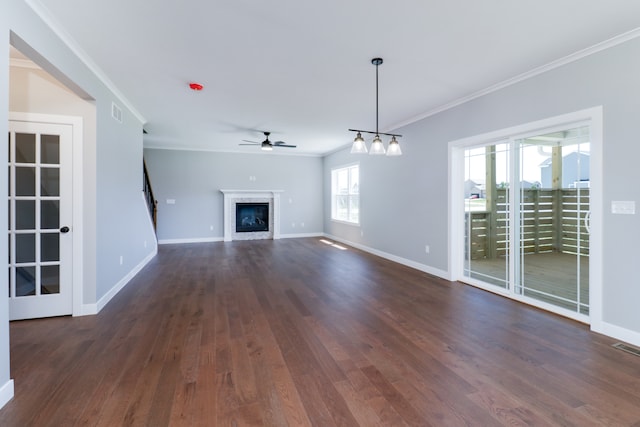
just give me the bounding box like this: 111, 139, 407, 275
210, 225, 214, 231
301, 222, 305, 228
119, 255, 123, 265
425, 245, 430, 254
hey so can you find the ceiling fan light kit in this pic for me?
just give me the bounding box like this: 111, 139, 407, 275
349, 57, 403, 156
239, 131, 296, 151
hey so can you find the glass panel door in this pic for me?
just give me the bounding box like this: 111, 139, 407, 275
463, 143, 510, 289
516, 125, 590, 314
8, 120, 73, 320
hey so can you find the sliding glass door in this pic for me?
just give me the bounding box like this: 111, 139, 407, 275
515, 125, 590, 314
464, 143, 510, 289
462, 123, 591, 318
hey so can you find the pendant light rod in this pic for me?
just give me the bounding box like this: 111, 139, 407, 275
374, 57, 380, 134
348, 57, 403, 156
348, 58, 402, 137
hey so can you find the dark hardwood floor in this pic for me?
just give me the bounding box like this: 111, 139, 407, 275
1, 238, 640, 426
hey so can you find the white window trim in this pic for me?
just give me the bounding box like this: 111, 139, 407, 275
331, 162, 360, 225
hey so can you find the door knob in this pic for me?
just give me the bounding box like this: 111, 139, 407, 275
60, 226, 70, 233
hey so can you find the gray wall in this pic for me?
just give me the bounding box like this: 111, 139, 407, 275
144, 149, 324, 241
2, 0, 158, 404
325, 36, 640, 339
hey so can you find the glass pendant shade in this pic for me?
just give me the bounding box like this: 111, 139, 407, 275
369, 135, 386, 155
261, 142, 273, 151
350, 132, 368, 154
386, 136, 402, 156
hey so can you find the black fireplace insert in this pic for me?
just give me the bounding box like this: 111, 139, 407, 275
235, 203, 269, 232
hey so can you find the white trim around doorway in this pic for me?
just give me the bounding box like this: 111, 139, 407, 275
0, 379, 14, 410
9, 112, 84, 317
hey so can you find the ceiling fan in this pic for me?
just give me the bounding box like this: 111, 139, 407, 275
239, 131, 296, 151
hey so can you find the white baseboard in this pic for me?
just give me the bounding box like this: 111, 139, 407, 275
79, 302, 98, 316
594, 321, 640, 348
323, 234, 449, 280
158, 237, 224, 245
0, 379, 14, 410
280, 232, 323, 239
84, 248, 157, 315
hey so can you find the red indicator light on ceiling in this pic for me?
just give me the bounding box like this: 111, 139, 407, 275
189, 82, 204, 91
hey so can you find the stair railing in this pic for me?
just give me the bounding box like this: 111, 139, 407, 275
143, 160, 158, 231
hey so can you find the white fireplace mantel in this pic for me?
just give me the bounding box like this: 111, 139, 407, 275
220, 190, 283, 242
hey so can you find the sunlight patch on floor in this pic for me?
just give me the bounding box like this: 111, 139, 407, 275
319, 239, 348, 250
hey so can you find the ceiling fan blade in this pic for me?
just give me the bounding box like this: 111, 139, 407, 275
240, 132, 296, 148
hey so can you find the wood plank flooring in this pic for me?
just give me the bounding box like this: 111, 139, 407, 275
1, 238, 640, 426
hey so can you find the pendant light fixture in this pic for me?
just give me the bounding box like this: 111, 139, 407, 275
349, 57, 402, 156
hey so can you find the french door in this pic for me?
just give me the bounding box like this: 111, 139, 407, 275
8, 119, 73, 320
462, 122, 591, 320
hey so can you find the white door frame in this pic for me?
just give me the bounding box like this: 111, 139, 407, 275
9, 112, 83, 317
448, 107, 603, 329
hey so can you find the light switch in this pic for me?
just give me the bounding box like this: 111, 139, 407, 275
611, 200, 635, 214
166, 199, 176, 205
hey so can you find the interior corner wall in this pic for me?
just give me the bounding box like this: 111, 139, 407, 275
0, 8, 13, 409
143, 149, 324, 242
6, 0, 156, 310
324, 36, 640, 341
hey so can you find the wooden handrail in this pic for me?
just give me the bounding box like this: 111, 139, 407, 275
143, 160, 158, 231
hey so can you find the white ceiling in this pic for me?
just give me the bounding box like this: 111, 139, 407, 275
28, 0, 640, 155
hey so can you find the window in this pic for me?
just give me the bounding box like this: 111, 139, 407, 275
331, 164, 359, 224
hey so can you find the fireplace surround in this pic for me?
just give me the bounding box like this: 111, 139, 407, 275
220, 190, 282, 241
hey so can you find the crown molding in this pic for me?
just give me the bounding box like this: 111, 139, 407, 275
24, 0, 146, 125
143, 143, 323, 158
390, 27, 640, 131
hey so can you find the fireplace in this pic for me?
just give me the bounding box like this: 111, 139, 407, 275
236, 203, 269, 232
220, 190, 282, 241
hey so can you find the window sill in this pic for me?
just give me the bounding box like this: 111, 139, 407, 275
331, 219, 360, 227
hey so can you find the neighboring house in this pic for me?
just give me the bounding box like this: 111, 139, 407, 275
540, 152, 590, 188
520, 180, 540, 189
464, 179, 485, 198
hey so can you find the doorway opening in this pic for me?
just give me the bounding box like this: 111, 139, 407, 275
8, 39, 94, 319
449, 108, 603, 325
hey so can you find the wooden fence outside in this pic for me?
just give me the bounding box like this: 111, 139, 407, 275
465, 188, 589, 260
